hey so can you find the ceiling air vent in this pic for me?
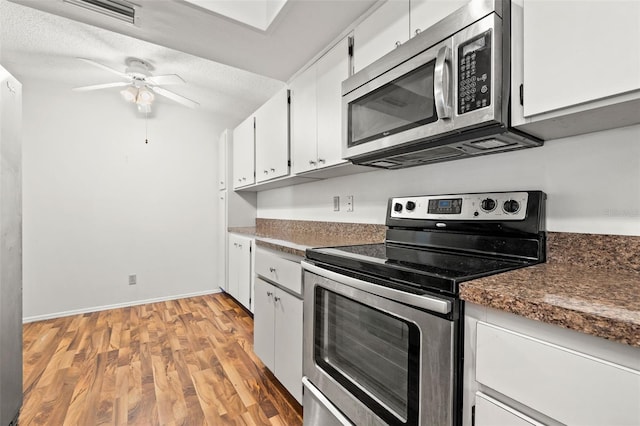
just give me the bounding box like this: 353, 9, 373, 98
63, 0, 137, 24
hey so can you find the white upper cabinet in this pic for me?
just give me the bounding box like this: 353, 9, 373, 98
291, 36, 350, 174
290, 64, 318, 174
353, 0, 410, 73
316, 36, 350, 169
217, 130, 227, 191
511, 0, 640, 139
232, 115, 255, 189
255, 88, 290, 183
410, 0, 468, 36
353, 0, 468, 74
522, 0, 640, 118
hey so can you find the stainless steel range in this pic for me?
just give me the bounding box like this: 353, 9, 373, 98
302, 191, 546, 426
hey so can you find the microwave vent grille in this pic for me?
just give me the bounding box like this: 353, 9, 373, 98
361, 145, 464, 169
391, 145, 463, 163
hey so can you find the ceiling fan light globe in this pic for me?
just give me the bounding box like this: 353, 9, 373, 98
136, 88, 155, 105
120, 86, 138, 102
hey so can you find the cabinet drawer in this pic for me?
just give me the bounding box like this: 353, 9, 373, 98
475, 392, 542, 426
476, 322, 640, 426
255, 248, 302, 295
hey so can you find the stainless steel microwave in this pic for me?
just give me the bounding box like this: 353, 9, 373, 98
342, 0, 542, 169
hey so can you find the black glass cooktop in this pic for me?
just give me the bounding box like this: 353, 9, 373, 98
306, 243, 533, 295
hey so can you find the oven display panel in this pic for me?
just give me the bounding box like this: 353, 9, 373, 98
428, 198, 462, 214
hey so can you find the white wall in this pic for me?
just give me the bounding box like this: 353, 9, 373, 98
22, 79, 222, 320
258, 124, 640, 236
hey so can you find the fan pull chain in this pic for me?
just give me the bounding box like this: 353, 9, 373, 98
145, 110, 149, 144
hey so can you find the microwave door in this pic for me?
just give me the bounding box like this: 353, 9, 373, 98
348, 64, 438, 147
343, 39, 456, 160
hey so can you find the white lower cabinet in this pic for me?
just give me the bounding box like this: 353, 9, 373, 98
464, 304, 640, 426
254, 248, 303, 403
227, 234, 253, 310
475, 322, 640, 426
254, 278, 276, 368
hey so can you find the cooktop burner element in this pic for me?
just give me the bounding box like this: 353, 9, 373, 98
306, 191, 546, 295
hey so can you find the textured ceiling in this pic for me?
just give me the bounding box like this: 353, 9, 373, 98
5, 0, 377, 81
0, 0, 289, 127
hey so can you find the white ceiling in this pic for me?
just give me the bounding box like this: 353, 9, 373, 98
0, 0, 377, 128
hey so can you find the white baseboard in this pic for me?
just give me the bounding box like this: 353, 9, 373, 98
22, 289, 222, 323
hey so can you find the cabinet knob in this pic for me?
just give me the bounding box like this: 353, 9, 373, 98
238, 244, 242, 248
238, 179, 242, 182
415, 28, 421, 36
318, 158, 326, 164
270, 168, 275, 172
264, 170, 269, 174
267, 291, 273, 297
220, 181, 224, 184
395, 41, 402, 48
242, 177, 247, 181
269, 267, 276, 273
309, 160, 317, 165
274, 296, 281, 302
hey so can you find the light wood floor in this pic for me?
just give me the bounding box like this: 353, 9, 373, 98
20, 293, 303, 425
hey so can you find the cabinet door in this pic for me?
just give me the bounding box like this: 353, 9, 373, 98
255, 88, 290, 183
217, 192, 227, 289
236, 237, 252, 309
409, 0, 467, 36
232, 115, 255, 189
523, 0, 640, 117
353, 0, 410, 73
316, 36, 350, 169
274, 290, 303, 403
227, 235, 240, 298
476, 322, 640, 426
253, 278, 275, 371
291, 65, 318, 174
217, 130, 227, 190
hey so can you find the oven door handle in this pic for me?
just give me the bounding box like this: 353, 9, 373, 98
302, 377, 354, 426
302, 261, 452, 315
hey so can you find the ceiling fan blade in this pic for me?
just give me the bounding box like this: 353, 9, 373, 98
77, 57, 131, 80
151, 86, 200, 109
146, 74, 185, 86
72, 82, 131, 91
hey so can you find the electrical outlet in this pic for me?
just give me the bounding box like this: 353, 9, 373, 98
129, 274, 137, 285
333, 196, 340, 211
346, 195, 354, 212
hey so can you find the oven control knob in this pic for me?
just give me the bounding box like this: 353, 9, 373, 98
406, 201, 416, 211
480, 198, 496, 212
503, 199, 520, 214
393, 202, 403, 212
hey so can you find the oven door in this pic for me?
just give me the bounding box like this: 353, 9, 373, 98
342, 13, 502, 162
302, 261, 456, 426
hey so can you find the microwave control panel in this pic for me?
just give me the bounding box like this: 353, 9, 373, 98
458, 30, 492, 115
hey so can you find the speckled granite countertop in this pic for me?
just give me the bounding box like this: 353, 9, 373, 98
231, 222, 640, 347
230, 219, 386, 257
460, 233, 640, 347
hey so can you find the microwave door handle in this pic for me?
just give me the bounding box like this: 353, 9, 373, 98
434, 45, 452, 119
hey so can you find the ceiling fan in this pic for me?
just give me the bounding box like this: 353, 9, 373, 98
72, 57, 200, 112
